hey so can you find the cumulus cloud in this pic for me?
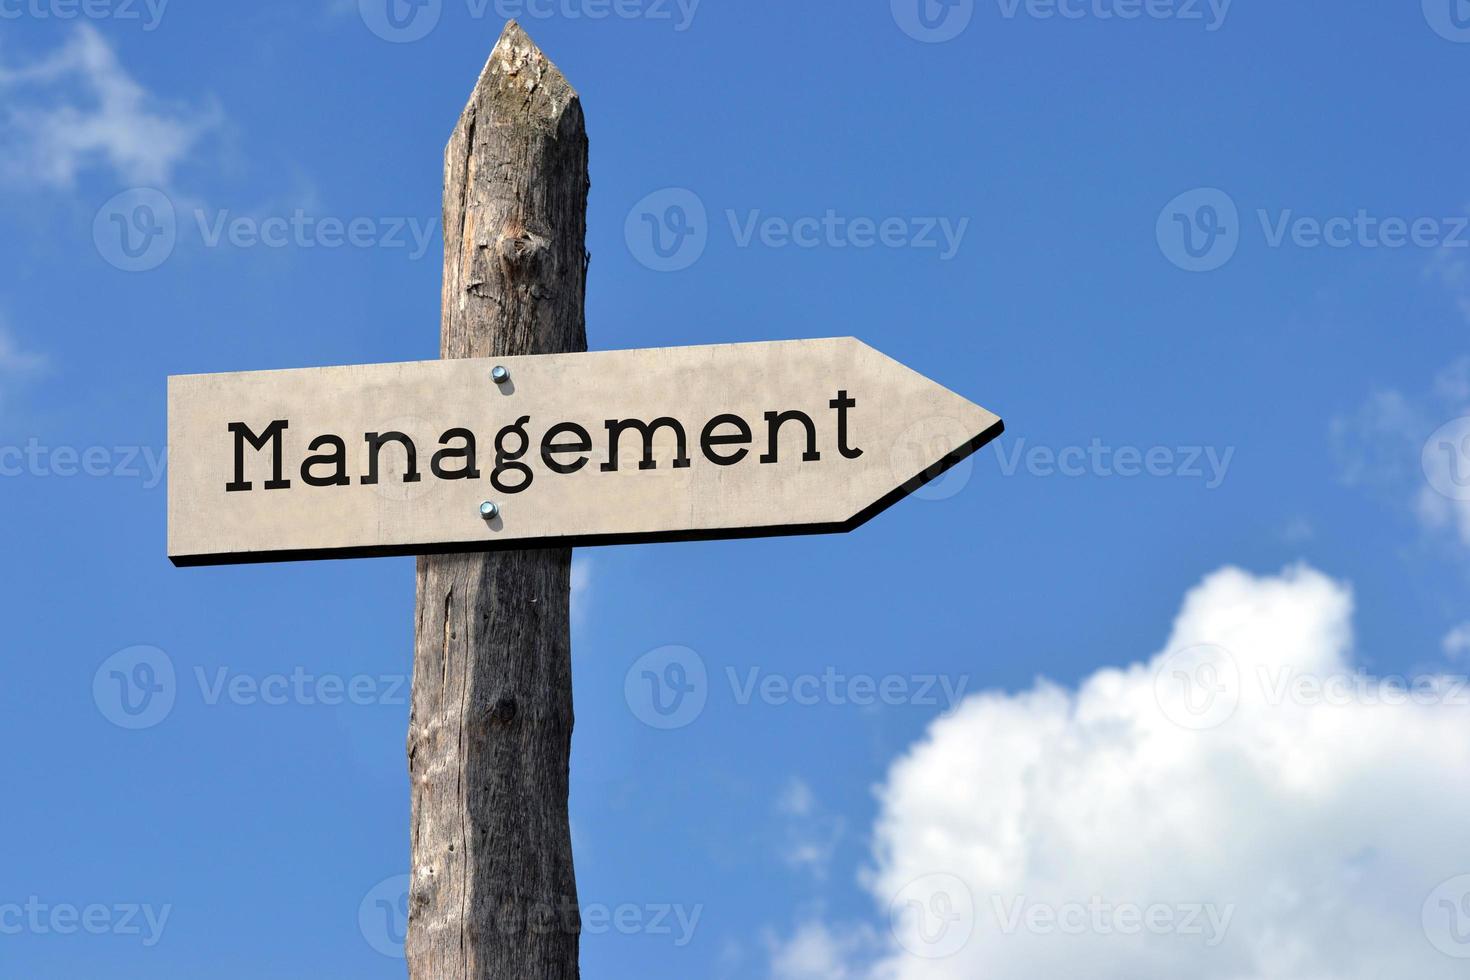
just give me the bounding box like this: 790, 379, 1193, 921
0, 25, 218, 189
770, 565, 1470, 978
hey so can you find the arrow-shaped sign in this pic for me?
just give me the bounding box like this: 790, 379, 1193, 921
167, 338, 1003, 566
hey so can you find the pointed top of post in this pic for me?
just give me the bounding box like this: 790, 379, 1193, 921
455, 20, 581, 138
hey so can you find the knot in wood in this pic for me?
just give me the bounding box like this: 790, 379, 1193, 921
486, 695, 518, 727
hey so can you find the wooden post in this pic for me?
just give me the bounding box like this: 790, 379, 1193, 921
407, 21, 588, 980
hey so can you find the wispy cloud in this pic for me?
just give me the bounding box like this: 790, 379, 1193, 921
0, 315, 45, 413
1331, 358, 1470, 548
0, 25, 219, 189
571, 556, 592, 624
776, 777, 844, 880
1427, 240, 1470, 324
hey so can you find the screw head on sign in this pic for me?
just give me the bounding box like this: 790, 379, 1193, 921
480, 502, 500, 520
491, 366, 510, 385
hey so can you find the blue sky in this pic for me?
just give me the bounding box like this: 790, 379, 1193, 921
4, 1, 1470, 977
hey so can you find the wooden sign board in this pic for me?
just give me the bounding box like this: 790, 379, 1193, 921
167, 338, 1003, 566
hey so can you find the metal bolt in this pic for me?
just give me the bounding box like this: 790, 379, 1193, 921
491, 366, 510, 385
480, 501, 500, 520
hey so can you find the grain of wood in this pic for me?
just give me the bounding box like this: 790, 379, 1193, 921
407, 20, 588, 979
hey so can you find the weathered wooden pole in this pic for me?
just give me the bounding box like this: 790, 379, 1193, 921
407, 21, 587, 979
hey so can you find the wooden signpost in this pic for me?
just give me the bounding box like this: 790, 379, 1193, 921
166, 21, 1002, 979
167, 339, 1002, 566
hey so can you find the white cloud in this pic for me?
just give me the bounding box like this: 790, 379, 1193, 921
0, 324, 44, 376
1443, 623, 1470, 663
770, 564, 1470, 978
0, 25, 218, 189
571, 556, 592, 623
776, 777, 845, 880
1428, 243, 1470, 324
768, 921, 869, 980
779, 777, 816, 818
0, 316, 44, 411
1332, 360, 1470, 548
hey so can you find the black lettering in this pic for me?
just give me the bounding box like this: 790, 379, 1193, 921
760, 411, 821, 464
360, 431, 422, 485
301, 435, 350, 487
226, 420, 290, 491
601, 418, 691, 472
700, 414, 752, 466
431, 428, 480, 480
829, 391, 863, 460
541, 422, 592, 475
491, 416, 534, 494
